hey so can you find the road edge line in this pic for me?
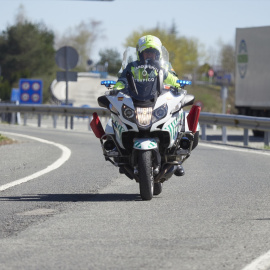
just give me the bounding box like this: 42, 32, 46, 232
241, 250, 270, 270
0, 132, 71, 191
199, 142, 270, 156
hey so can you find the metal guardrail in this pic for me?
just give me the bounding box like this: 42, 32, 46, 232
0, 104, 269, 147
0, 104, 110, 117
199, 112, 270, 132
0, 103, 110, 130
199, 112, 270, 147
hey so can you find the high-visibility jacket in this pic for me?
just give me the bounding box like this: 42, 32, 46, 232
114, 60, 180, 90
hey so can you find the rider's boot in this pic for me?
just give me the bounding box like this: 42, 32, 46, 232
174, 164, 185, 177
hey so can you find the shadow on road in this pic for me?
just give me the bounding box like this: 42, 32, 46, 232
0, 193, 141, 202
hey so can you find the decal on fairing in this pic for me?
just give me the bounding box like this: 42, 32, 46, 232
112, 120, 125, 138
164, 113, 182, 140
148, 141, 157, 148
134, 141, 142, 149
133, 139, 157, 150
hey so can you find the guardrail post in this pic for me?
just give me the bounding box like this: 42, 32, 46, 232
11, 112, 16, 125
243, 129, 249, 146
264, 131, 270, 147
222, 126, 227, 144
17, 112, 21, 125
53, 115, 57, 128
70, 116, 74, 130
201, 124, 206, 140
65, 116, 68, 129
38, 114, 41, 127
24, 113, 27, 126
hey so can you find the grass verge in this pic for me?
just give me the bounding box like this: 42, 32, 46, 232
0, 134, 15, 146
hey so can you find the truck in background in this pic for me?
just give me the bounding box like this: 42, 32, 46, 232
235, 26, 270, 136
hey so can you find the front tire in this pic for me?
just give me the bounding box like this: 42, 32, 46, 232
138, 150, 153, 200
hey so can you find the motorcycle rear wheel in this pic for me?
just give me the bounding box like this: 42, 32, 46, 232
138, 150, 153, 200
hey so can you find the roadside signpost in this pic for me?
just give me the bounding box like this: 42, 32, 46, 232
11, 88, 20, 103
55, 46, 79, 129
10, 88, 21, 124
220, 86, 228, 143
208, 69, 214, 84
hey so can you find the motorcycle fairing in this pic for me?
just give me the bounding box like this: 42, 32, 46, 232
111, 114, 128, 148
105, 118, 114, 134
162, 111, 183, 148
150, 91, 184, 131
107, 92, 139, 132
133, 138, 158, 150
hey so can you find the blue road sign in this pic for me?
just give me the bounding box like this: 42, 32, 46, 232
11, 88, 20, 102
19, 79, 43, 104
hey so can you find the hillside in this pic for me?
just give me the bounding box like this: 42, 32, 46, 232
187, 83, 236, 114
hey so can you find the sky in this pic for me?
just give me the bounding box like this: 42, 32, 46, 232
1, 0, 270, 64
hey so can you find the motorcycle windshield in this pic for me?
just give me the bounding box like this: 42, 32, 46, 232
128, 78, 158, 101
119, 46, 170, 102
118, 46, 170, 75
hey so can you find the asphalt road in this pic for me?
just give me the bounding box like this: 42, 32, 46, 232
0, 124, 270, 270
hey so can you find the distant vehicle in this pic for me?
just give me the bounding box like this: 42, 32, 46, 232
235, 26, 270, 136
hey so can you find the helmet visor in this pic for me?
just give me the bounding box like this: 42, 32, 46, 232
143, 48, 158, 54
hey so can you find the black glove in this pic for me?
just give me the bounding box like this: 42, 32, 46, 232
146, 59, 161, 70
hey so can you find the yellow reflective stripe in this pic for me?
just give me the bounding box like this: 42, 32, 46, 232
164, 72, 180, 88
113, 81, 125, 90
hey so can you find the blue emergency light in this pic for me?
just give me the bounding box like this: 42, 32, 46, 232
101, 80, 116, 87
177, 80, 192, 88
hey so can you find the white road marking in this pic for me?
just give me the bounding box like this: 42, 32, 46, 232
241, 251, 270, 270
0, 132, 71, 191
199, 142, 270, 156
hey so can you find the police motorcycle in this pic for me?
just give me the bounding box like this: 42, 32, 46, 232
91, 46, 200, 200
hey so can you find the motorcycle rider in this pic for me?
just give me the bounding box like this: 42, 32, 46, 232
114, 35, 185, 177
114, 35, 180, 91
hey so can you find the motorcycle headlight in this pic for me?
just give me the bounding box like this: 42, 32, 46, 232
152, 104, 168, 123
136, 107, 153, 127
122, 105, 135, 121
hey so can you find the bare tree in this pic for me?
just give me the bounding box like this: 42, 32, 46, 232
220, 44, 235, 73
55, 20, 104, 70
15, 4, 27, 24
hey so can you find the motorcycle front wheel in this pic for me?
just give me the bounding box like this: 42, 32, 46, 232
138, 150, 153, 200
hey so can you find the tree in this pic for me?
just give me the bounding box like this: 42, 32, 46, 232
55, 20, 104, 70
197, 63, 212, 76
97, 48, 122, 76
123, 24, 199, 77
220, 44, 235, 73
0, 11, 56, 102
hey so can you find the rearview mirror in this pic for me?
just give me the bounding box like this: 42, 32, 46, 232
181, 95, 195, 108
